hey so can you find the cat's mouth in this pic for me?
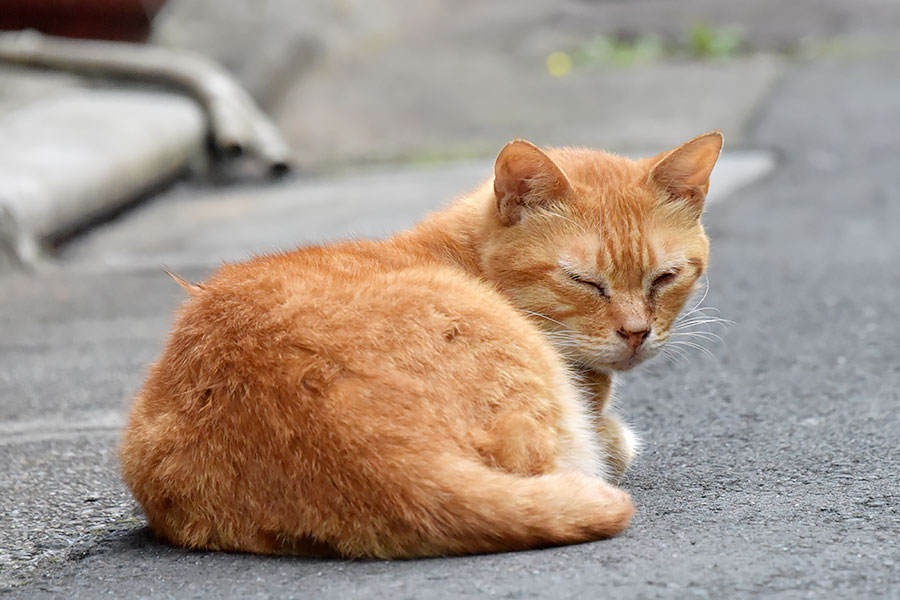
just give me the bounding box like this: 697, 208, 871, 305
546, 332, 663, 373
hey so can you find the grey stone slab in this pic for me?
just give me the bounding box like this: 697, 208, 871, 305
0, 66, 81, 115
0, 86, 204, 265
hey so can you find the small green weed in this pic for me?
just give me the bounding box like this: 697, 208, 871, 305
547, 22, 745, 76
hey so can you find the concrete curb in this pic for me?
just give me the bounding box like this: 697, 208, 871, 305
0, 86, 204, 269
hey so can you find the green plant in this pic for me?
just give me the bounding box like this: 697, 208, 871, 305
686, 22, 742, 58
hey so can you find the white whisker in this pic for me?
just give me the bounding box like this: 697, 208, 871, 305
659, 272, 733, 364
673, 317, 735, 329
679, 308, 723, 323
668, 339, 717, 361
518, 309, 579, 334
684, 274, 710, 314
672, 330, 726, 346
665, 345, 690, 365
672, 328, 726, 341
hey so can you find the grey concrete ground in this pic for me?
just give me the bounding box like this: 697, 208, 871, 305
3, 1, 900, 598
3, 51, 900, 597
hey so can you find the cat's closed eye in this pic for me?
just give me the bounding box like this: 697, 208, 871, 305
567, 272, 609, 298
649, 269, 680, 294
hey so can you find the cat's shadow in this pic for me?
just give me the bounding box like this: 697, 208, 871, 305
97, 525, 558, 569
90, 526, 332, 565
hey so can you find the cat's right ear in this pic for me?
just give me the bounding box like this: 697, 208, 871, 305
494, 140, 571, 226
648, 130, 723, 221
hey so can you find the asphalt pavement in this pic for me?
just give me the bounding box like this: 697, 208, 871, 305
2, 51, 899, 598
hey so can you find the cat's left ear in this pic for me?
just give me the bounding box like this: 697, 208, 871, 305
648, 130, 723, 220
494, 140, 571, 226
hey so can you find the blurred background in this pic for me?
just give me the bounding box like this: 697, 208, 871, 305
3, 0, 897, 172
2, 1, 900, 597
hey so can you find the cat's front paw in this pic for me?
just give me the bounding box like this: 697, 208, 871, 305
596, 413, 639, 483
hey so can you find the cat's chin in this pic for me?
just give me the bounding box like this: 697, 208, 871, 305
609, 357, 644, 372
575, 358, 635, 375
604, 347, 661, 372
616, 345, 667, 371
571, 355, 640, 375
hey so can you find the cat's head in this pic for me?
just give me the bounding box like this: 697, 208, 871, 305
481, 131, 722, 373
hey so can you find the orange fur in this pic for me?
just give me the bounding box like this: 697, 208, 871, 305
121, 131, 722, 557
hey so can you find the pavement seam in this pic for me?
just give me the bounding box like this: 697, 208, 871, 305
0, 412, 123, 446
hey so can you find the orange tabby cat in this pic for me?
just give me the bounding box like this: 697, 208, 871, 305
120, 131, 722, 558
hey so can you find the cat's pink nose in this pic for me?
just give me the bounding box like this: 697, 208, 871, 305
617, 327, 650, 351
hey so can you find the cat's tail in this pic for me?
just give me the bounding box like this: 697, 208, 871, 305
333, 455, 635, 558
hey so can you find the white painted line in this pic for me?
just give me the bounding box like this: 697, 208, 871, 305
707, 150, 775, 205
